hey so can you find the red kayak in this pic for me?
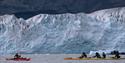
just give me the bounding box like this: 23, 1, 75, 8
6, 58, 31, 61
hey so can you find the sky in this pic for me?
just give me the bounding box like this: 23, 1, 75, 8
0, 0, 125, 18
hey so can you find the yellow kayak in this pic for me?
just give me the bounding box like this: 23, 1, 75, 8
64, 57, 124, 60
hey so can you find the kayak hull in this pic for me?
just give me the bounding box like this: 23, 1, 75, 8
6, 58, 31, 61
64, 57, 123, 60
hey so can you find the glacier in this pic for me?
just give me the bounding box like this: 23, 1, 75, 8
0, 7, 125, 54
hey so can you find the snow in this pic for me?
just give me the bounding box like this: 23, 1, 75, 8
1, 7, 125, 54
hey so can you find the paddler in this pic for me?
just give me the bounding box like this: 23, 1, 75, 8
102, 52, 106, 58
115, 51, 120, 59
79, 52, 87, 59
14, 53, 21, 59
93, 52, 101, 58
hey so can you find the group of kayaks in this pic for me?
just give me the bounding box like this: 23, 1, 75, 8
64, 57, 124, 60
64, 51, 125, 60
5, 57, 125, 61
5, 56, 125, 61
4, 52, 125, 61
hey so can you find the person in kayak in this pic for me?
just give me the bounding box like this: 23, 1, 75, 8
79, 52, 87, 59
102, 52, 106, 59
111, 50, 121, 59
14, 53, 21, 59
114, 51, 120, 59
93, 52, 101, 58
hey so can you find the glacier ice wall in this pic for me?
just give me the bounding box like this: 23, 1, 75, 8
0, 7, 125, 54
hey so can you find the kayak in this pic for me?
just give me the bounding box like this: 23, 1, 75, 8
6, 58, 31, 61
64, 57, 123, 60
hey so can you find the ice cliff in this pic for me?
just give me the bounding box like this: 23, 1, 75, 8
0, 7, 125, 54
